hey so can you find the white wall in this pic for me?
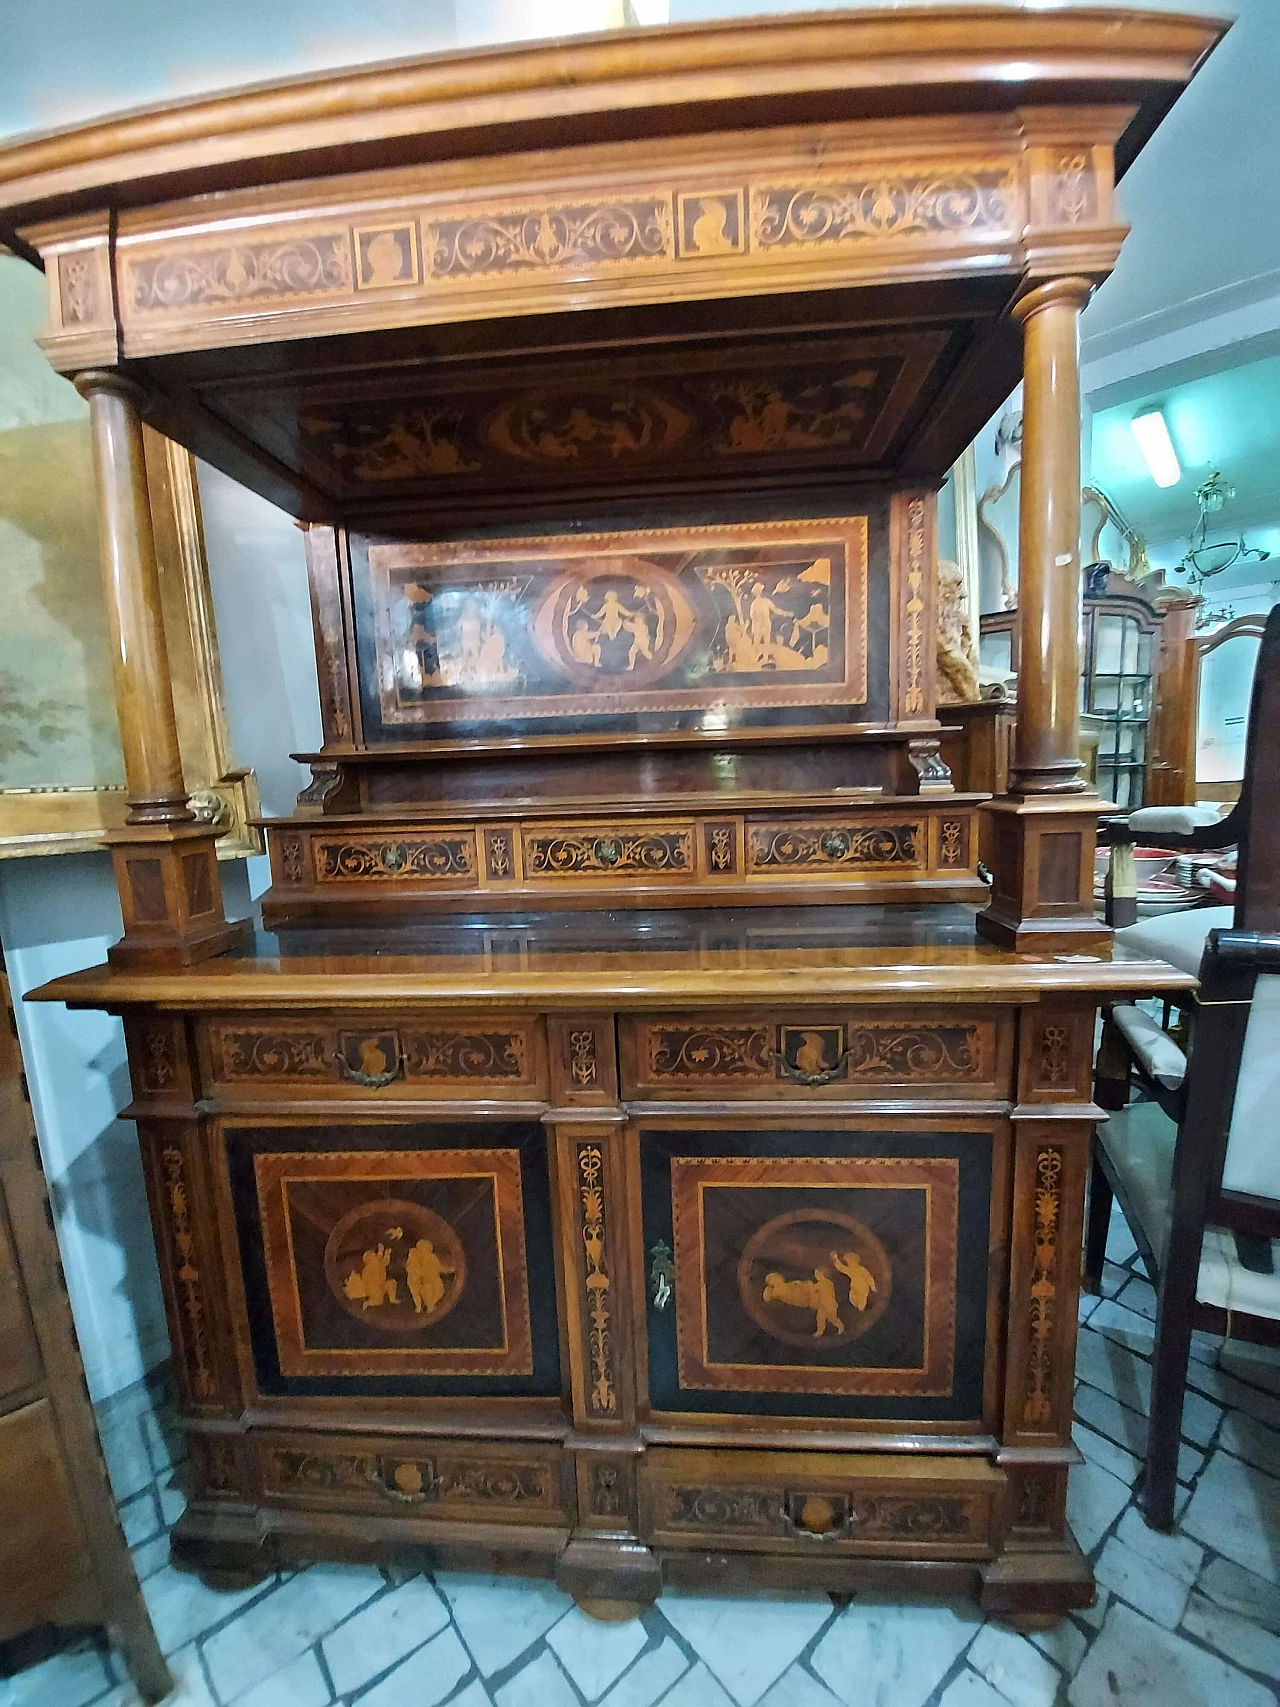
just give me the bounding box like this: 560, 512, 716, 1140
0, 469, 314, 1399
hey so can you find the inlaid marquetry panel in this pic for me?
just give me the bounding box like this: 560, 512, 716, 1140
203, 1015, 546, 1099
222, 331, 949, 502
311, 834, 478, 884
744, 819, 924, 875
358, 519, 868, 736
257, 1432, 571, 1525
249, 1145, 534, 1380
624, 1010, 1007, 1100
523, 824, 696, 882
640, 1448, 1001, 1557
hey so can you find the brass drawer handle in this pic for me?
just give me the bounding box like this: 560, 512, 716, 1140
372, 1460, 436, 1504
334, 1050, 405, 1089
775, 1048, 851, 1088
785, 1492, 850, 1538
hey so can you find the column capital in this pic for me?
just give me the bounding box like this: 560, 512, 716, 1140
1012, 277, 1094, 326
73, 369, 149, 410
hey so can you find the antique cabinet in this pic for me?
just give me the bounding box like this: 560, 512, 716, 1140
4, 9, 1219, 1626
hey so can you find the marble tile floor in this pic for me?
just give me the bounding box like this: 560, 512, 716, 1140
4, 1206, 1279, 1707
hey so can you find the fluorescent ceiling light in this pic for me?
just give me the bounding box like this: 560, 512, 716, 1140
1131, 409, 1181, 489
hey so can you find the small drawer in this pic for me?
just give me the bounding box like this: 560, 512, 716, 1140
520, 820, 697, 884
202, 1013, 547, 1100
622, 1009, 1011, 1100
257, 1431, 574, 1528
640, 1448, 1002, 1558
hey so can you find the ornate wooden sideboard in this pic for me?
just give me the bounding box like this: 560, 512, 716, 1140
4, 9, 1219, 1625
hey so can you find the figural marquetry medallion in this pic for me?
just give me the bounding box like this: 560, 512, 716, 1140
358, 518, 868, 735
251, 1147, 534, 1379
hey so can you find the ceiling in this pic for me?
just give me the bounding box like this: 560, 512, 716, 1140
1091, 349, 1280, 586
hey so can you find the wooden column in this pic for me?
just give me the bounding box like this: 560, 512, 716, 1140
75, 372, 248, 968
1009, 280, 1090, 797
977, 281, 1109, 952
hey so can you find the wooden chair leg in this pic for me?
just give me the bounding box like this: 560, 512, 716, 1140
1140, 1255, 1198, 1532
1083, 1145, 1113, 1295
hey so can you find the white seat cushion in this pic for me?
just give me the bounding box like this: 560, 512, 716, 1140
1197, 1228, 1280, 1321
1114, 906, 1233, 977
1223, 973, 1280, 1201
1127, 805, 1226, 835
1101, 1101, 1280, 1322
1110, 1004, 1187, 1090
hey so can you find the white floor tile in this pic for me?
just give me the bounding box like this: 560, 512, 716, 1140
320, 1574, 448, 1696
94, 1644, 216, 1707
658, 1588, 832, 1707
1081, 1299, 1157, 1356
1182, 1450, 1280, 1583
809, 1601, 979, 1707
597, 1638, 689, 1707
1067, 1601, 1274, 1707
545, 1605, 647, 1701
1114, 1506, 1203, 1586
1028, 1617, 1087, 1674
755, 1663, 843, 1707
935, 1670, 1012, 1707
436, 1572, 572, 1678
1094, 1536, 1189, 1629
1065, 1459, 1129, 1555
1072, 1420, 1139, 1485
1075, 1331, 1152, 1414
231, 1648, 331, 1707
201, 1565, 381, 1701
492, 1648, 583, 1707
657, 1661, 737, 1707
140, 1563, 273, 1656
1196, 1555, 1280, 1631
1186, 1358, 1280, 1428
118, 1489, 162, 1548
1217, 1409, 1280, 1477
1, 1643, 113, 1707
967, 1624, 1060, 1707
1182, 1591, 1280, 1682
99, 1418, 157, 1502
358, 1625, 473, 1707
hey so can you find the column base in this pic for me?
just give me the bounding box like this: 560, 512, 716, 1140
108, 823, 249, 969
976, 795, 1112, 954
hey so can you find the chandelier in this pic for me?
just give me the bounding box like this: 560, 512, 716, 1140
1178, 472, 1270, 585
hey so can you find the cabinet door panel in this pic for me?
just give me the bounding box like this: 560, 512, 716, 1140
224, 1118, 561, 1402
0, 1401, 90, 1638
639, 1120, 1000, 1426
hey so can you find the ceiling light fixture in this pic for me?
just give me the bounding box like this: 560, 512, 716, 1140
1131, 408, 1181, 488
1179, 471, 1271, 585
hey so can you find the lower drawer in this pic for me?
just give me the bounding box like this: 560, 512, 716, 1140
255, 1431, 574, 1528
640, 1448, 1003, 1559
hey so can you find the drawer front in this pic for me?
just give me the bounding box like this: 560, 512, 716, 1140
641, 1447, 1001, 1558
623, 1009, 1010, 1101
521, 820, 697, 884
202, 1014, 547, 1100
257, 1431, 573, 1528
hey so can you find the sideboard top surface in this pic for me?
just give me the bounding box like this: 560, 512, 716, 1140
30, 906, 1196, 1010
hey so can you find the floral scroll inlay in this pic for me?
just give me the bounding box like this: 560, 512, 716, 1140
427, 198, 672, 281
752, 170, 1011, 251
747, 823, 918, 871
131, 235, 352, 312
525, 829, 693, 878
1023, 1146, 1064, 1427
568, 1030, 599, 1088
1038, 1024, 1072, 1087
315, 836, 476, 882
939, 820, 964, 867
577, 1144, 616, 1414
160, 1146, 215, 1402
1050, 153, 1096, 225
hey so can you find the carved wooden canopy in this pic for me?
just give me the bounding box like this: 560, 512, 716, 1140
0, 8, 1225, 524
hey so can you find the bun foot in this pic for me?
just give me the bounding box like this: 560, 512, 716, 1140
575, 1595, 649, 1624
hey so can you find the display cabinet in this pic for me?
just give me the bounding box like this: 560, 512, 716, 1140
3, 8, 1220, 1627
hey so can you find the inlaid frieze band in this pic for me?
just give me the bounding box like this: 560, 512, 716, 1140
645, 1020, 986, 1086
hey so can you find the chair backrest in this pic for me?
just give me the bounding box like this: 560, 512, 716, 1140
1223, 602, 1280, 933
1182, 605, 1280, 1232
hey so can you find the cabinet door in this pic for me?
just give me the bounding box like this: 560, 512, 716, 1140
638, 1120, 1003, 1427
0, 1401, 91, 1639
223, 1118, 561, 1401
